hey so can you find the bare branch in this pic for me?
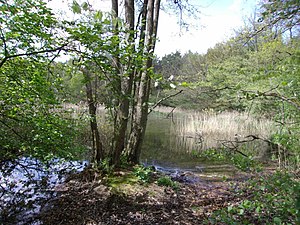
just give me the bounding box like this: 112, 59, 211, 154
148, 89, 183, 114
264, 92, 300, 111
0, 44, 68, 68
0, 119, 25, 140
0, 29, 8, 58
217, 139, 249, 157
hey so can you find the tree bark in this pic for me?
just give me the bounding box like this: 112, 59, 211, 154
81, 67, 104, 162
110, 0, 135, 167
126, 0, 161, 164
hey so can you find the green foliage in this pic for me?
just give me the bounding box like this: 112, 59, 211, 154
106, 172, 139, 190
155, 51, 182, 79
193, 148, 262, 172
0, 0, 60, 62
207, 171, 299, 224
153, 9, 300, 168
230, 154, 261, 172
157, 176, 179, 190
98, 158, 115, 175
133, 165, 153, 183
0, 58, 84, 161
0, 1, 85, 162
52, 62, 87, 102
260, 0, 300, 37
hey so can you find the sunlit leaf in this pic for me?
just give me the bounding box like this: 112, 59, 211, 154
81, 2, 89, 11
71, 0, 81, 14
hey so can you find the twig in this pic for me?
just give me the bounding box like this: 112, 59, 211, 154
166, 107, 176, 118
166, 107, 176, 124
264, 92, 300, 111
148, 89, 183, 114
0, 44, 68, 68
218, 140, 249, 157
241, 86, 300, 111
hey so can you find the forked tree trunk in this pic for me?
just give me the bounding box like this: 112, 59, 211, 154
126, 0, 160, 164
108, 0, 161, 166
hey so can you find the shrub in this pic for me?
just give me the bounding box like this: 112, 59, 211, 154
133, 165, 153, 183
206, 171, 299, 224
157, 176, 179, 190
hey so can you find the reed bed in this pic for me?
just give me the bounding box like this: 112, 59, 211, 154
171, 110, 275, 153
58, 103, 113, 155
175, 111, 274, 139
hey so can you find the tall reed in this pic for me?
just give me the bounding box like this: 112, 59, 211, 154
171, 110, 275, 153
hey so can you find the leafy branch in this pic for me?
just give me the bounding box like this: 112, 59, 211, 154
0, 44, 68, 68
241, 87, 300, 111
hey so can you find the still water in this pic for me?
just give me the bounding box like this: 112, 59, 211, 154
141, 109, 271, 172
141, 111, 213, 171
0, 158, 86, 224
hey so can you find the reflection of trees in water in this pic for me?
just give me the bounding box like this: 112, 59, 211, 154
0, 158, 86, 224
169, 135, 199, 153
169, 111, 273, 155
142, 111, 273, 166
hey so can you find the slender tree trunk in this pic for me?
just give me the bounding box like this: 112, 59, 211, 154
111, 0, 135, 167
111, 0, 118, 16
82, 68, 104, 162
127, 0, 160, 164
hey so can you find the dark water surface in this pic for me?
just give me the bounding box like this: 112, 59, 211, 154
141, 112, 216, 171
0, 157, 87, 224
140, 110, 266, 177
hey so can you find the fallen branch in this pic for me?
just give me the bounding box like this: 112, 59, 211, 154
219, 134, 290, 159
218, 139, 249, 157
244, 134, 287, 153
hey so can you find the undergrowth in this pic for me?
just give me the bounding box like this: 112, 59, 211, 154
192, 148, 263, 172
206, 171, 300, 225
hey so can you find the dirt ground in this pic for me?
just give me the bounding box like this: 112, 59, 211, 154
37, 169, 253, 225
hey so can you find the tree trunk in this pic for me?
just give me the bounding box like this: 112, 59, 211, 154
110, 0, 135, 167
126, 0, 160, 164
82, 67, 104, 162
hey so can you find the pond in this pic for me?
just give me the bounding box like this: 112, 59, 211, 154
141, 108, 273, 176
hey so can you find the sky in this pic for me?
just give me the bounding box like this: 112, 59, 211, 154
47, 0, 259, 58
155, 0, 259, 57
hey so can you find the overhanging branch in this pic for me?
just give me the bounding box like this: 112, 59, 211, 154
148, 89, 183, 114
242, 87, 300, 111
0, 43, 68, 68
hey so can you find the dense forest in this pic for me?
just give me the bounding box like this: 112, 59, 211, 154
0, 0, 299, 224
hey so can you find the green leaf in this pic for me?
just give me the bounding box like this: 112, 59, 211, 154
180, 82, 189, 87
81, 2, 89, 11
94, 11, 103, 21
260, 185, 266, 191
71, 0, 81, 14
238, 208, 244, 215
273, 217, 282, 224
255, 206, 261, 213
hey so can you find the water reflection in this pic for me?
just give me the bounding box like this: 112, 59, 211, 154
0, 157, 87, 224
141, 110, 271, 171
141, 113, 203, 169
